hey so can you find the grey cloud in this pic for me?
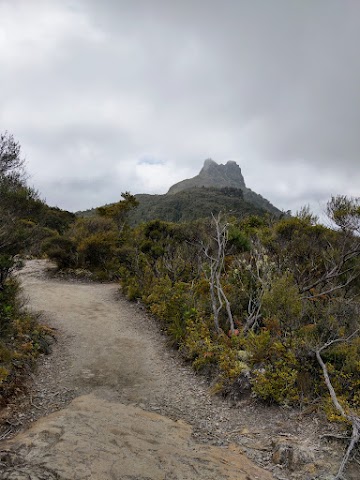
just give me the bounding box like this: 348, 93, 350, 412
1, 0, 359, 214
137, 156, 165, 165
44, 175, 120, 211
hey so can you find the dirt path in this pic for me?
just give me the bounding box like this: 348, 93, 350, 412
0, 260, 275, 479
0, 261, 350, 479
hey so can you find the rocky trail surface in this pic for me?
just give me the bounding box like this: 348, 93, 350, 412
0, 261, 353, 479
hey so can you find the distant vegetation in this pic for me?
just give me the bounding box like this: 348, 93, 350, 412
131, 187, 269, 225
77, 187, 273, 225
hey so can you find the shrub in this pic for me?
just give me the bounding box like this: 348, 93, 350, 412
0, 278, 53, 402
43, 236, 77, 269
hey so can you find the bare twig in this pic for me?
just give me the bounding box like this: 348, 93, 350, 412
315, 335, 360, 479
201, 213, 234, 332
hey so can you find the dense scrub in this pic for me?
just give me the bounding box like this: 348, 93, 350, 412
0, 278, 54, 403
119, 212, 360, 415
0, 132, 69, 402
44, 192, 138, 279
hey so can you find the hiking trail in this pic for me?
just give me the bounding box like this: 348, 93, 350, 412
1, 260, 275, 480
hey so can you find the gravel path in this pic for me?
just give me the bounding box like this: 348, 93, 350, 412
0, 260, 353, 479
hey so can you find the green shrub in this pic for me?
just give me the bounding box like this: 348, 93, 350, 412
0, 278, 54, 401
146, 278, 193, 345
43, 236, 77, 269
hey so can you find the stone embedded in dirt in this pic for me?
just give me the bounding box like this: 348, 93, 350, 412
43, 334, 56, 346
271, 437, 316, 471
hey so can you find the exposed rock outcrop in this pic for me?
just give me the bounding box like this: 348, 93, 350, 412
2, 394, 274, 480
168, 159, 246, 194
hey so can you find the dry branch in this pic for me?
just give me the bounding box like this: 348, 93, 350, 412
315, 333, 360, 479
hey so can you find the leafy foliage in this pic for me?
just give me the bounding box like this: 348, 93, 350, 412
0, 278, 54, 402
0, 132, 57, 402
44, 193, 138, 279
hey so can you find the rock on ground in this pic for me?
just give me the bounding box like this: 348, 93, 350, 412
2, 394, 273, 480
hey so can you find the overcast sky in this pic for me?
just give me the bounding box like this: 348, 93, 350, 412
1, 0, 359, 215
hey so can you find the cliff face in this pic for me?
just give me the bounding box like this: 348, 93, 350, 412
168, 159, 246, 194
167, 159, 280, 215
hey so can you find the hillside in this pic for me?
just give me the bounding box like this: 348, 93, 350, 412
130, 186, 266, 225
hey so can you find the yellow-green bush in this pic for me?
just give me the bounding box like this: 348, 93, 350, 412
115, 210, 360, 413
252, 360, 299, 404
146, 278, 194, 344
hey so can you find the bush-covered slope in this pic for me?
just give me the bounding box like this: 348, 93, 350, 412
131, 187, 267, 225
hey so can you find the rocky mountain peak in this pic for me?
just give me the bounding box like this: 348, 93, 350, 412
202, 158, 218, 168
168, 159, 246, 195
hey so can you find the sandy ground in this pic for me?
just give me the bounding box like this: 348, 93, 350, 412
0, 260, 355, 479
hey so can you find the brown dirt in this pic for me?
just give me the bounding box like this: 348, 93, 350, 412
0, 260, 355, 479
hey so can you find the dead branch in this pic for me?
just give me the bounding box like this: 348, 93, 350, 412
200, 213, 234, 333
315, 334, 360, 479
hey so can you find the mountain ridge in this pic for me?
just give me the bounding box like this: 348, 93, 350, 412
167, 159, 246, 194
